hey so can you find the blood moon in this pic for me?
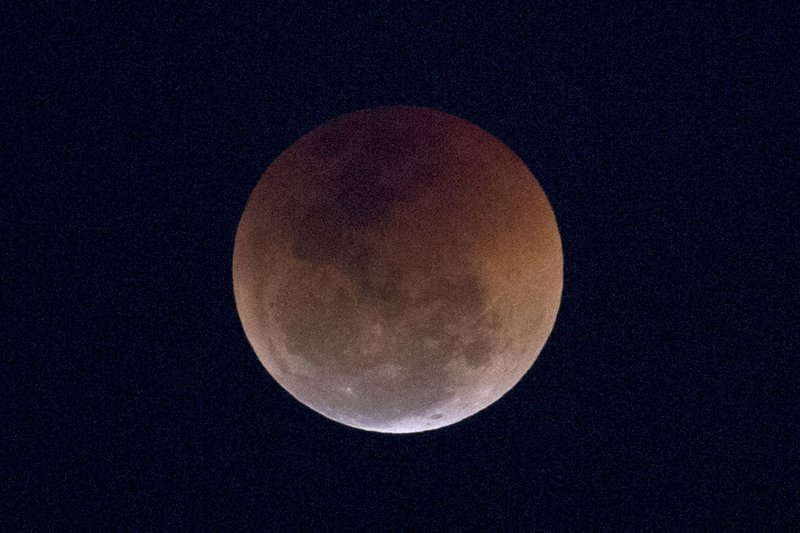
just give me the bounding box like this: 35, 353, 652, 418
233, 106, 562, 433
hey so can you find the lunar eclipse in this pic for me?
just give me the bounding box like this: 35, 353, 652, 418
233, 106, 562, 433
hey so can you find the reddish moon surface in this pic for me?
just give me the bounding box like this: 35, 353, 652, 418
233, 106, 563, 433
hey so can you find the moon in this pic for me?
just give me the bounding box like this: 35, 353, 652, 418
233, 106, 563, 433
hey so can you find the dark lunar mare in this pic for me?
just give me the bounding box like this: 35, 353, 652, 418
274, 121, 503, 423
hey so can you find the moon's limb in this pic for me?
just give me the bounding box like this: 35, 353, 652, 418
233, 106, 563, 433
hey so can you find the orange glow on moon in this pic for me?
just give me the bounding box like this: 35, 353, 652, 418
233, 106, 562, 433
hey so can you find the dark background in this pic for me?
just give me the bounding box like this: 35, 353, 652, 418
3, 2, 798, 530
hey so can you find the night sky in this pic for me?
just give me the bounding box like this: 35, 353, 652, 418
4, 3, 798, 530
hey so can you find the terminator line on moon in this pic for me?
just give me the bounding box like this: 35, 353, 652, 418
233, 106, 563, 433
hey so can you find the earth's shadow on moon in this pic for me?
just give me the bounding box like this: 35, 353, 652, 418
233, 106, 563, 433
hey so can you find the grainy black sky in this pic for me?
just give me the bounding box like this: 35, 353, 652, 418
3, 2, 798, 530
